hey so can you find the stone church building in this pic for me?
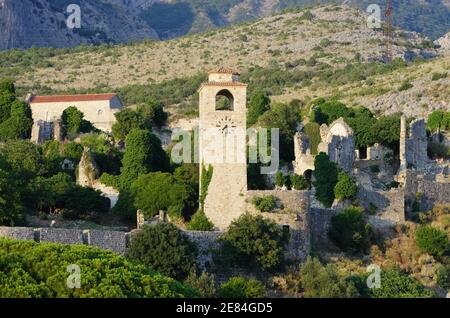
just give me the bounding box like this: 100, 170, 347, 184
27, 93, 123, 143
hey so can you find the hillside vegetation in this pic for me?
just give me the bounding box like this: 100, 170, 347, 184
1, 4, 448, 119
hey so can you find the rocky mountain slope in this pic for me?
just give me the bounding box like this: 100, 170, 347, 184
0, 0, 159, 50
1, 0, 449, 50
0, 4, 448, 119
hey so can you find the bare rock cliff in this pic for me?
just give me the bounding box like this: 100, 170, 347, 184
0, 0, 158, 50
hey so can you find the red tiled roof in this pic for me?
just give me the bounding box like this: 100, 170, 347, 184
208, 67, 240, 75
29, 93, 118, 104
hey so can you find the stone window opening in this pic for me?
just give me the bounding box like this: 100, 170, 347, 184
215, 89, 234, 111
359, 147, 368, 159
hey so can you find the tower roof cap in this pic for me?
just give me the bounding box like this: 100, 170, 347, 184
208, 67, 240, 75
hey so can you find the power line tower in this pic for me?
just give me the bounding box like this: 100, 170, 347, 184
385, 0, 394, 63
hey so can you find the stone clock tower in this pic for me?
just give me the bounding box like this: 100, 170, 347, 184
198, 67, 248, 229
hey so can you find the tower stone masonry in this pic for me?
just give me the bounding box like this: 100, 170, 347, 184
198, 67, 248, 229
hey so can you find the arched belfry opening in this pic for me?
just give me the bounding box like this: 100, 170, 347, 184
215, 89, 234, 111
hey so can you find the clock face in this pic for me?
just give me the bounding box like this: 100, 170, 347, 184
216, 116, 237, 135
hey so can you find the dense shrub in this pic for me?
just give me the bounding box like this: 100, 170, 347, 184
334, 172, 357, 201
310, 99, 353, 125
257, 102, 300, 161
0, 238, 198, 298
329, 206, 371, 254
252, 195, 278, 212
126, 223, 198, 281
369, 268, 435, 298
299, 257, 359, 298
415, 225, 449, 257
219, 215, 289, 271
187, 211, 215, 231
61, 106, 94, 136
185, 272, 216, 298
119, 129, 170, 188
247, 91, 270, 125
436, 264, 450, 290
0, 169, 25, 226
291, 174, 309, 190
217, 277, 266, 298
131, 172, 190, 220
313, 153, 338, 208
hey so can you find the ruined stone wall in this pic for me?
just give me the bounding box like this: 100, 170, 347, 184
404, 170, 450, 211
310, 208, 341, 248
246, 190, 311, 261
183, 230, 223, 271
357, 187, 405, 228
0, 227, 128, 255
406, 119, 428, 168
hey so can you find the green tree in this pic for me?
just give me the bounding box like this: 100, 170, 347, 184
247, 91, 270, 125
427, 110, 445, 133
373, 114, 401, 149
187, 210, 214, 231
0, 140, 46, 181
185, 272, 216, 298
329, 206, 371, 254
0, 79, 16, 123
62, 141, 83, 163
126, 223, 198, 281
220, 215, 289, 271
0, 100, 33, 140
0, 238, 197, 298
299, 257, 359, 298
120, 129, 169, 188
415, 225, 449, 258
112, 108, 146, 141
136, 100, 168, 127
369, 268, 435, 298
61, 106, 84, 135
258, 102, 300, 161
313, 153, 338, 208
131, 172, 189, 219
334, 172, 358, 201
0, 169, 25, 226
310, 99, 353, 125
345, 107, 377, 149
218, 277, 266, 298
290, 174, 309, 190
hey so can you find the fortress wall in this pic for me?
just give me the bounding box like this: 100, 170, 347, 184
404, 170, 450, 211
310, 208, 341, 248
40, 228, 84, 245
0, 227, 128, 255
246, 189, 311, 261
87, 230, 129, 255
183, 230, 223, 270
0, 227, 36, 241
357, 187, 405, 228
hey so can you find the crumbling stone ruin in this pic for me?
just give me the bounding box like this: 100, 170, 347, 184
77, 147, 99, 187
293, 131, 315, 176
31, 119, 63, 144
317, 118, 355, 173
400, 115, 429, 171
